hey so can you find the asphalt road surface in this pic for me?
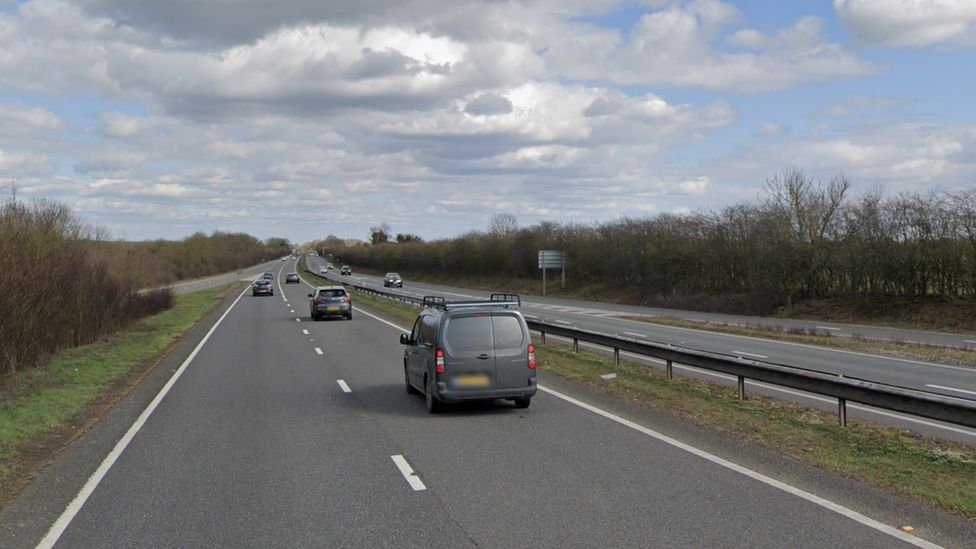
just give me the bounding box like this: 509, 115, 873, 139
6, 258, 973, 548
308, 260, 976, 446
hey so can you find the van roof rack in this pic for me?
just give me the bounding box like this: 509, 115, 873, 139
490, 293, 521, 306
421, 293, 522, 311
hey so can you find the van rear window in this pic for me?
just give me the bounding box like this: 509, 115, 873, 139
444, 315, 492, 352
492, 315, 525, 349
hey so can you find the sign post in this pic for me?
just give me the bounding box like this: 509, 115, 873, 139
537, 250, 566, 295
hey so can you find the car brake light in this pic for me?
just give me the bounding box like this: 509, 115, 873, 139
342, 297, 351, 303
527, 344, 537, 369
313, 297, 324, 304
435, 349, 445, 374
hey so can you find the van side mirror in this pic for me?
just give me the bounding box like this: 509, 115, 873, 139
308, 293, 313, 297
400, 334, 413, 345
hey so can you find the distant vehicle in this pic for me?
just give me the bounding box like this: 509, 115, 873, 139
383, 272, 403, 288
340, 266, 352, 276
261, 272, 274, 280
252, 279, 274, 296
281, 257, 288, 261
309, 286, 352, 320
285, 273, 300, 284
326, 264, 335, 270
400, 294, 535, 412
319, 267, 329, 275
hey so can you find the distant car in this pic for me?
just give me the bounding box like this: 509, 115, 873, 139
384, 272, 403, 288
319, 267, 329, 275
281, 257, 288, 261
309, 286, 352, 320
261, 272, 274, 280
340, 266, 352, 276
285, 273, 300, 284
252, 279, 274, 296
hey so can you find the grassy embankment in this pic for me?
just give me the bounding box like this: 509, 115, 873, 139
323, 273, 976, 519
0, 283, 238, 500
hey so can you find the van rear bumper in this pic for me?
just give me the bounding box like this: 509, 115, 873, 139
435, 378, 537, 402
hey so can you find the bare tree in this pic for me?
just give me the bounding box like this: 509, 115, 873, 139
489, 213, 518, 236
369, 222, 391, 245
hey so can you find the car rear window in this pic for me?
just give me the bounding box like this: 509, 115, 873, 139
444, 315, 492, 352
320, 289, 347, 297
492, 314, 525, 350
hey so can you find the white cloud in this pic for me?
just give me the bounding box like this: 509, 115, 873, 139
835, 0, 976, 47
544, 1, 875, 93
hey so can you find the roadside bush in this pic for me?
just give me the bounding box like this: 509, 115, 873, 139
0, 199, 174, 377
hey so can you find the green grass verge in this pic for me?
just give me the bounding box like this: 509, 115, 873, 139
309, 275, 976, 518
624, 316, 976, 368
536, 343, 976, 518
0, 283, 237, 485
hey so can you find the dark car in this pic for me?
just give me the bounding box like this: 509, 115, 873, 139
309, 286, 352, 320
399, 294, 536, 413
285, 273, 300, 284
261, 272, 274, 280
252, 279, 274, 296
383, 272, 402, 288
340, 266, 352, 276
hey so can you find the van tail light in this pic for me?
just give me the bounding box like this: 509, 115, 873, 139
435, 349, 446, 374
528, 344, 537, 369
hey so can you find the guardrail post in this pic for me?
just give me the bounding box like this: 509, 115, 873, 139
540, 331, 546, 344
666, 359, 673, 380
573, 338, 579, 352
614, 347, 620, 365
838, 398, 847, 427
737, 376, 746, 400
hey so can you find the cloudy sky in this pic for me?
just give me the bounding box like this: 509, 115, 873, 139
1, 0, 974, 242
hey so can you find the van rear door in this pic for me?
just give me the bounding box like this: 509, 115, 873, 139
490, 312, 529, 389
442, 313, 497, 390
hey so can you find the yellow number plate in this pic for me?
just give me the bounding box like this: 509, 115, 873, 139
455, 374, 490, 388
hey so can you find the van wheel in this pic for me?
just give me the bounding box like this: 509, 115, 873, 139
425, 377, 443, 413
513, 397, 531, 409
405, 365, 419, 394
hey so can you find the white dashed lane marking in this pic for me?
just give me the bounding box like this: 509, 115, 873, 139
391, 455, 426, 491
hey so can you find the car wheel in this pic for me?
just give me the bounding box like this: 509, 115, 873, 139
513, 397, 531, 409
252, 292, 257, 296
405, 364, 419, 395
345, 310, 352, 320
425, 376, 443, 413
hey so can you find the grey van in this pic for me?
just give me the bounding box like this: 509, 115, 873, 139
400, 294, 537, 413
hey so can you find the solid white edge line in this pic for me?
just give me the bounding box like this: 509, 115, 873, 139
314, 347, 323, 355
37, 285, 250, 549
537, 385, 941, 549
733, 350, 769, 359
356, 307, 410, 333
391, 455, 426, 491
816, 326, 842, 331
336, 379, 352, 393
623, 331, 647, 338
925, 384, 976, 397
